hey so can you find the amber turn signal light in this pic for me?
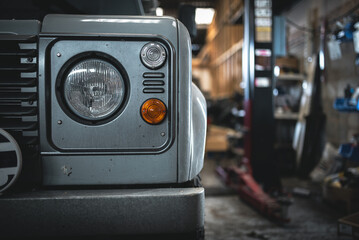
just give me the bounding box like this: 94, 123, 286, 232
141, 99, 167, 124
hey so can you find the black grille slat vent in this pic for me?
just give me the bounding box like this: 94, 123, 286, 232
0, 34, 38, 117
0, 35, 37, 43
0, 92, 37, 101
0, 64, 37, 72
0, 49, 36, 57
0, 106, 37, 116
0, 120, 37, 131
142, 72, 165, 94
143, 80, 165, 86
0, 34, 39, 181
143, 72, 165, 78
143, 88, 165, 93
0, 78, 37, 87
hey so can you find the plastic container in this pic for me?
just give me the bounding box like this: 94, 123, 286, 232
333, 98, 359, 112
339, 143, 359, 162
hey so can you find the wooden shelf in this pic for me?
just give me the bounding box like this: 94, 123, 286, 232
192, 0, 244, 98
212, 39, 243, 67
229, 1, 244, 24
276, 74, 305, 81
274, 112, 299, 120
192, 45, 211, 67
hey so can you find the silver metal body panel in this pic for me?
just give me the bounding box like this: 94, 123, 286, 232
42, 151, 177, 185
41, 14, 179, 38
0, 19, 41, 35
37, 15, 206, 185
0, 187, 204, 237
49, 39, 172, 151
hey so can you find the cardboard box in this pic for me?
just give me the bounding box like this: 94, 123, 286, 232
275, 56, 299, 74
205, 125, 237, 152
323, 185, 359, 214
338, 212, 359, 239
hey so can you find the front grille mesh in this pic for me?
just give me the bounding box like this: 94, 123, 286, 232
0, 35, 39, 187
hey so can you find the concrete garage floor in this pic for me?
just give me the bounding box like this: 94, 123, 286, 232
202, 157, 352, 240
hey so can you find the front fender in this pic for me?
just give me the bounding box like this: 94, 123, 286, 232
189, 83, 207, 179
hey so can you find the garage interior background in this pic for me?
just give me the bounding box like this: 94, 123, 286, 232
0, 0, 358, 239
146, 0, 359, 239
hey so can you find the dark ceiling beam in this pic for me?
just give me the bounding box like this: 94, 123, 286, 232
273, 0, 302, 15
158, 0, 215, 9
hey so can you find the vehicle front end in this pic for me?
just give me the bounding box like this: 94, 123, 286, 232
0, 14, 206, 239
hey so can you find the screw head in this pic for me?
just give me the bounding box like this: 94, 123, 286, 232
57, 120, 62, 125
161, 132, 165, 137
56, 52, 62, 57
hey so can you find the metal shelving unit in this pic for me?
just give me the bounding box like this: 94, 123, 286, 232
274, 112, 299, 120
273, 71, 304, 174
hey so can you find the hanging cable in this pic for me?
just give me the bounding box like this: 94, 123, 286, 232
286, 3, 359, 35
328, 3, 359, 25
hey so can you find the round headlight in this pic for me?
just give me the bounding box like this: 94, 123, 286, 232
140, 42, 166, 69
64, 59, 125, 121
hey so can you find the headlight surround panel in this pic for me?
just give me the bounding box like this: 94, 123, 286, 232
48, 37, 174, 152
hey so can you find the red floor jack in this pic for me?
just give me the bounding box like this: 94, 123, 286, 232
216, 158, 292, 223
216, 102, 292, 223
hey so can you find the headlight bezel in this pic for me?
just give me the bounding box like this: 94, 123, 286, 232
55, 51, 130, 125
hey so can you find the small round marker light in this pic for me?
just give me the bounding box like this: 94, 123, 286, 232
140, 42, 166, 69
141, 99, 167, 124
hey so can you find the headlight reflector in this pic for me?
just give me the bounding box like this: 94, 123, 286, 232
64, 59, 125, 121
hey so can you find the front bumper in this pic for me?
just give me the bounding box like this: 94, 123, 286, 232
0, 187, 204, 237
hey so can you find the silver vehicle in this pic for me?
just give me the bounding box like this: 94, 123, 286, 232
0, 2, 207, 238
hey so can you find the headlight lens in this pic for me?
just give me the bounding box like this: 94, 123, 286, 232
64, 59, 125, 120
